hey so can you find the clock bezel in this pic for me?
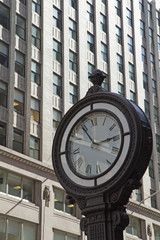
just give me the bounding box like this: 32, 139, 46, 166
66, 109, 124, 180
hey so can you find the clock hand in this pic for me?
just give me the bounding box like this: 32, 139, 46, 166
82, 125, 95, 143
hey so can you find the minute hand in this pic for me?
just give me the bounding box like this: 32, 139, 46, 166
96, 137, 114, 143
82, 126, 95, 143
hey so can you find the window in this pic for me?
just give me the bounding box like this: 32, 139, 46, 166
54, 188, 76, 216
154, 107, 159, 125
126, 8, 132, 27
53, 39, 62, 63
88, 63, 95, 81
150, 53, 155, 71
128, 35, 133, 53
16, 14, 26, 40
100, 13, 107, 33
116, 26, 122, 44
15, 51, 25, 77
69, 18, 77, 41
149, 159, 154, 179
139, 0, 144, 12
87, 32, 94, 53
53, 73, 62, 97
32, 0, 41, 15
102, 75, 109, 91
0, 168, 34, 202
143, 73, 148, 91
101, 0, 106, 3
30, 136, 40, 160
0, 41, 9, 68
87, 2, 94, 23
148, 3, 152, 20
53, 229, 78, 240
144, 100, 150, 119
69, 83, 78, 104
0, 215, 36, 240
19, 0, 26, 4
117, 54, 123, 73
69, 0, 77, 10
32, 25, 41, 49
101, 42, 107, 62
0, 3, 10, 30
31, 98, 40, 122
115, 0, 121, 17
157, 35, 160, 50
0, 122, 6, 146
156, 11, 160, 27
53, 7, 62, 30
130, 91, 136, 103
126, 216, 141, 238
14, 89, 24, 115
134, 188, 142, 202
69, 50, 77, 73
13, 129, 23, 153
158, 164, 160, 182
150, 189, 157, 208
141, 46, 147, 63
0, 81, 7, 107
140, 20, 145, 38
53, 109, 62, 129
156, 134, 160, 153
118, 83, 124, 96
152, 79, 157, 97
31, 60, 41, 85
129, 63, 135, 81
149, 28, 154, 45
153, 224, 160, 240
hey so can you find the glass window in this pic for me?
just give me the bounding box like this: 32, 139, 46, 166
53, 73, 62, 97
31, 98, 40, 122
54, 229, 78, 240
129, 63, 135, 81
30, 136, 40, 160
53, 7, 62, 30
0, 122, 6, 146
0, 216, 5, 239
152, 79, 157, 97
148, 3, 152, 20
69, 18, 77, 41
8, 173, 21, 197
8, 219, 21, 240
69, 50, 77, 73
150, 189, 157, 208
19, 0, 26, 4
126, 215, 141, 238
87, 32, 94, 53
53, 108, 62, 129
126, 8, 132, 27
0, 41, 9, 68
13, 129, 23, 153
101, 42, 107, 62
32, 0, 41, 15
100, 13, 107, 33
143, 73, 148, 91
14, 89, 24, 115
23, 223, 36, 240
134, 188, 142, 202
15, 51, 25, 77
116, 26, 122, 44
149, 28, 154, 45
156, 134, 160, 153
69, 0, 77, 10
0, 168, 7, 193
16, 14, 26, 40
154, 107, 159, 125
149, 159, 154, 179
88, 63, 95, 81
23, 178, 34, 202
154, 224, 160, 240
87, 2, 94, 23
69, 83, 78, 104
53, 39, 62, 63
117, 54, 123, 73
130, 91, 136, 103
31, 60, 41, 85
156, 11, 160, 27
141, 46, 147, 63
32, 25, 41, 49
140, 20, 145, 38
0, 80, 7, 107
0, 3, 10, 30
157, 35, 160, 51
102, 75, 109, 91
128, 35, 133, 53
144, 100, 150, 119
139, 0, 144, 12
54, 188, 76, 216
118, 83, 124, 96
150, 53, 155, 71
115, 0, 121, 17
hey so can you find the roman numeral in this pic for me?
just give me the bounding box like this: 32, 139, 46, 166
103, 117, 107, 125
91, 118, 97, 126
82, 124, 88, 132
111, 147, 119, 154
109, 123, 116, 131
73, 148, 80, 155
76, 157, 83, 168
96, 164, 101, 174
86, 164, 92, 174
113, 135, 120, 141
106, 160, 111, 165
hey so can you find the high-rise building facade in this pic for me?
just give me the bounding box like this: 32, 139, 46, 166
0, 0, 160, 239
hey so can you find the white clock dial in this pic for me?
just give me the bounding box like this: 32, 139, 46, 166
67, 111, 122, 178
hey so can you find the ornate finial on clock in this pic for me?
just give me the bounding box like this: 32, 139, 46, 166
89, 69, 106, 86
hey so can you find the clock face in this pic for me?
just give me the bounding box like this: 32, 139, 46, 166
67, 111, 122, 179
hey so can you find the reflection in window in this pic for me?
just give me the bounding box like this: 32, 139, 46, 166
13, 128, 24, 153
0, 41, 9, 68
69, 83, 78, 104
30, 136, 40, 160
87, 32, 94, 53
69, 18, 77, 41
53, 108, 62, 129
0, 80, 7, 107
53, 229, 78, 240
154, 224, 160, 240
0, 122, 6, 146
16, 14, 26, 40
69, 50, 77, 73
0, 3, 10, 30
31, 98, 40, 122
32, 0, 41, 15
32, 25, 41, 49
14, 89, 24, 115
53, 7, 62, 30
126, 215, 141, 238
53, 39, 62, 63
53, 73, 62, 97
31, 60, 41, 85
15, 51, 25, 77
